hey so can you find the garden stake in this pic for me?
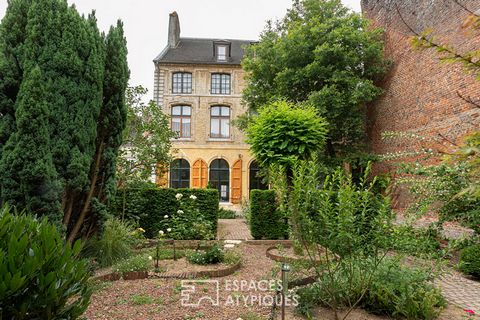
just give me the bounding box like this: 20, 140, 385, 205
281, 263, 290, 320
173, 239, 177, 261
155, 242, 159, 270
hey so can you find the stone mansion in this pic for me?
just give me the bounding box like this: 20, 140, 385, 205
152, 12, 266, 203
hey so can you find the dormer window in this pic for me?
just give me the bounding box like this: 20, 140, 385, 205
217, 45, 227, 61
214, 41, 230, 62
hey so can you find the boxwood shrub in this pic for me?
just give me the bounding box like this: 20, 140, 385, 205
250, 189, 288, 239
459, 244, 480, 278
112, 187, 219, 239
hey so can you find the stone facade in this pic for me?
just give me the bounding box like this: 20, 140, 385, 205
362, 0, 480, 207
153, 13, 261, 204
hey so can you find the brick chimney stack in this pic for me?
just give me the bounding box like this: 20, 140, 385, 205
168, 11, 181, 48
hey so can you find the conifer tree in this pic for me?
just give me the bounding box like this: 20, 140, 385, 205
0, 0, 129, 241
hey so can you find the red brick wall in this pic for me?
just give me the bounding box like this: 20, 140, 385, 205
361, 0, 480, 208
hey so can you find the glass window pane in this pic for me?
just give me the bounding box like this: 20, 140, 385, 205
182, 106, 191, 116
170, 169, 179, 180
172, 117, 181, 133
221, 119, 230, 138
211, 106, 220, 116
182, 118, 191, 138
211, 118, 220, 137
221, 106, 230, 116
172, 106, 181, 115
220, 171, 229, 180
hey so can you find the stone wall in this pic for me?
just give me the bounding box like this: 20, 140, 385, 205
362, 0, 480, 207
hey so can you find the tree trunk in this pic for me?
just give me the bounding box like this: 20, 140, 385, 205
67, 141, 104, 243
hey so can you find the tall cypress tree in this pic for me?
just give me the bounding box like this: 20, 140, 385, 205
68, 21, 129, 241
0, 0, 129, 240
0, 67, 62, 222
0, 0, 32, 159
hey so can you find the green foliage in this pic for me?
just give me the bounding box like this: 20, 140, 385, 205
289, 161, 392, 257
82, 218, 142, 267
389, 225, 442, 258
297, 258, 445, 319
113, 254, 151, 273
117, 86, 174, 187
250, 190, 288, 240
169, 193, 215, 240
395, 160, 480, 233
0, 0, 129, 241
223, 250, 242, 265
0, 205, 91, 319
218, 207, 237, 219
364, 259, 445, 319
242, 0, 389, 159
111, 187, 218, 239
186, 245, 224, 265
246, 100, 328, 167
459, 244, 480, 278
287, 160, 394, 318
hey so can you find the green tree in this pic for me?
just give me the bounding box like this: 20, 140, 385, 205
0, 0, 129, 241
242, 0, 388, 161
246, 100, 328, 169
67, 21, 130, 242
116, 86, 175, 187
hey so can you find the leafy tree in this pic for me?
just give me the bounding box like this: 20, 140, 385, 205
246, 100, 328, 168
116, 86, 175, 187
0, 0, 129, 242
242, 0, 389, 161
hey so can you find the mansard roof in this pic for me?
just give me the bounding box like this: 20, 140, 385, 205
154, 38, 255, 65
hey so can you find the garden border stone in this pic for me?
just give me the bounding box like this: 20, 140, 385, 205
92, 261, 241, 282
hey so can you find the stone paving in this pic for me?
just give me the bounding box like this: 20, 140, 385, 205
435, 270, 480, 314
217, 218, 253, 240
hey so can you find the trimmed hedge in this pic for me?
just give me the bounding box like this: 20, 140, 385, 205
459, 244, 480, 278
112, 187, 219, 238
250, 189, 288, 239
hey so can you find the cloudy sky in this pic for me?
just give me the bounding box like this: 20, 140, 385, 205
0, 0, 361, 100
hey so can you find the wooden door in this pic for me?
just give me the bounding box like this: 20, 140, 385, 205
231, 159, 242, 204
191, 159, 208, 188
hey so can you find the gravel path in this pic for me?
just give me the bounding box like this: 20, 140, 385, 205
85, 244, 277, 320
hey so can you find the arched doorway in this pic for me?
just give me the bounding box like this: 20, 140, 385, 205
170, 159, 190, 188
209, 159, 229, 202
249, 161, 268, 192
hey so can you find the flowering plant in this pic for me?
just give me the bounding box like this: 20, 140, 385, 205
170, 193, 214, 240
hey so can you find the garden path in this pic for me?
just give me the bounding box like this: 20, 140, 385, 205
435, 270, 480, 314
217, 218, 253, 240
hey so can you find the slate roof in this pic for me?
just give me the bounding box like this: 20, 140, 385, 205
153, 38, 255, 65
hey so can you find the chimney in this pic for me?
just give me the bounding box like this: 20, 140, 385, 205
168, 12, 180, 48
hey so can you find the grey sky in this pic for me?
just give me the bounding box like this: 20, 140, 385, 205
0, 0, 361, 100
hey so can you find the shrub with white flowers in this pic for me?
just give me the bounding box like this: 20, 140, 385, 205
170, 193, 214, 240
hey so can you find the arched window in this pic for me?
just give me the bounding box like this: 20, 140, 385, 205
170, 159, 190, 188
249, 161, 268, 191
171, 105, 191, 138
209, 159, 229, 202
210, 106, 230, 139
172, 72, 192, 94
